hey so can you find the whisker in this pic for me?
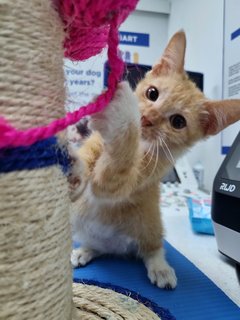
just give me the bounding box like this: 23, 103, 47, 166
149, 140, 159, 177
158, 136, 175, 166
142, 142, 153, 161
158, 137, 172, 165
142, 142, 155, 171
142, 143, 154, 170
161, 138, 175, 165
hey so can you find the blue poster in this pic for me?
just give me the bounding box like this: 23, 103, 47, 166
119, 31, 150, 47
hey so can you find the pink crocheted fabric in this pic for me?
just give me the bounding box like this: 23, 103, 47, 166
0, 0, 138, 148
58, 0, 136, 61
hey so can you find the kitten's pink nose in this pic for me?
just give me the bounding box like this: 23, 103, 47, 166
141, 115, 153, 127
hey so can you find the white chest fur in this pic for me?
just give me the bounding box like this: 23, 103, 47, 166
71, 184, 137, 255
76, 218, 137, 254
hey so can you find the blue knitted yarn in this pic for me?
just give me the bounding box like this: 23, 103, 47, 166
0, 137, 70, 173
74, 279, 176, 320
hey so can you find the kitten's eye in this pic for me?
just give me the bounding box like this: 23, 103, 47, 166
146, 87, 159, 101
169, 114, 187, 129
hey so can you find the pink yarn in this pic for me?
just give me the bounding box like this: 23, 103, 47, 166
0, 0, 138, 148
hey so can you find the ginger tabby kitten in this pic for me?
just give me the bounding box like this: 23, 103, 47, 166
69, 31, 240, 289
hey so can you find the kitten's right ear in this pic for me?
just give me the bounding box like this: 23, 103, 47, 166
151, 30, 186, 76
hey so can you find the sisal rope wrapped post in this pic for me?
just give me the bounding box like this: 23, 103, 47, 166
0, 1, 72, 319
0, 0, 139, 319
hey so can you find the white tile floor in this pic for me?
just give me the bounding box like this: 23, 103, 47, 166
161, 186, 240, 307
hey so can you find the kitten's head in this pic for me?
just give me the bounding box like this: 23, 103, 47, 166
135, 31, 240, 159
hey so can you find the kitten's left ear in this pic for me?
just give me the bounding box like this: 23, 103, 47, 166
152, 30, 186, 75
201, 99, 240, 136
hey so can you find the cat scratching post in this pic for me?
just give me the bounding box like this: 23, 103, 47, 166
0, 1, 72, 319
0, 0, 138, 319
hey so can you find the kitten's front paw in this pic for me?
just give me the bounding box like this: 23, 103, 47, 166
89, 82, 140, 141
144, 248, 177, 289
71, 247, 97, 268
147, 263, 177, 289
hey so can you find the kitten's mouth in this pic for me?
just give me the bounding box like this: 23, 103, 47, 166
141, 116, 153, 127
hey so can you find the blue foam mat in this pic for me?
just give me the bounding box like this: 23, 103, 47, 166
74, 241, 239, 319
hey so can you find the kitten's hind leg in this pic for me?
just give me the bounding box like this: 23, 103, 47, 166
143, 247, 177, 289
71, 247, 100, 268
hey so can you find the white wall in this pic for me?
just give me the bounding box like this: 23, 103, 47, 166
169, 0, 225, 192
222, 0, 240, 150
119, 10, 169, 65
136, 0, 170, 14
